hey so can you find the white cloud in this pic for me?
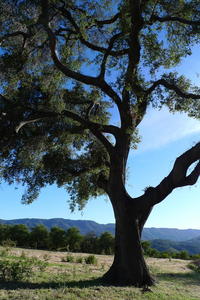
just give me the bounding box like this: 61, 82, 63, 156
136, 107, 200, 152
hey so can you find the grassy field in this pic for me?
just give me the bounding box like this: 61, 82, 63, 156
0, 247, 200, 300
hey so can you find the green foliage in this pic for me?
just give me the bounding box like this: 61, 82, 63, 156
98, 232, 114, 255
0, 0, 199, 212
29, 225, 49, 249
0, 247, 11, 258
8, 224, 30, 247
1, 222, 199, 259
61, 255, 74, 263
49, 226, 67, 250
85, 255, 98, 265
0, 249, 199, 300
188, 259, 200, 273
76, 256, 84, 264
0, 259, 33, 281
1, 239, 16, 248
81, 232, 99, 254
0, 256, 47, 282
65, 227, 83, 252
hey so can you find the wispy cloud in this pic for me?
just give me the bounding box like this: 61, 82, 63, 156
136, 107, 200, 153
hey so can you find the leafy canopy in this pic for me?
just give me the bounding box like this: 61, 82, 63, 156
0, 0, 199, 209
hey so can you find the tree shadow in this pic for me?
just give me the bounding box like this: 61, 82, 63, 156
0, 277, 106, 290
156, 271, 200, 286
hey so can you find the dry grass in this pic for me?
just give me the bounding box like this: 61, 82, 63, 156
0, 247, 200, 300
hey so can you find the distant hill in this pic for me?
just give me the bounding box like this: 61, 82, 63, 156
142, 227, 200, 242
151, 236, 200, 254
0, 218, 200, 242
0, 218, 115, 236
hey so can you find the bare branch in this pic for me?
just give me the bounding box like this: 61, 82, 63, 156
149, 14, 200, 26
15, 118, 44, 133
146, 79, 200, 99
137, 142, 200, 211
95, 13, 121, 26
14, 106, 119, 153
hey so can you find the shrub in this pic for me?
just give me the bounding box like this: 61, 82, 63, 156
61, 255, 74, 263
0, 256, 47, 282
76, 256, 84, 263
0, 247, 10, 257
160, 252, 171, 259
1, 239, 16, 248
178, 250, 190, 260
188, 259, 200, 273
85, 255, 97, 265
28, 257, 47, 272
0, 259, 33, 281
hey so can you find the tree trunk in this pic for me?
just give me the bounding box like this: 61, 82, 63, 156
102, 194, 154, 287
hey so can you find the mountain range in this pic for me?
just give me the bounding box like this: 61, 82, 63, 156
1, 218, 200, 254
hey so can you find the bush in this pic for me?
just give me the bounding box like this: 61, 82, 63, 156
85, 255, 97, 265
188, 259, 200, 273
0, 247, 10, 257
61, 255, 74, 263
0, 257, 47, 282
76, 256, 84, 263
1, 239, 16, 248
0, 259, 33, 281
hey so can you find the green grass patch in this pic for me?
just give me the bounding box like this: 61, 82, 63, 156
0, 247, 200, 300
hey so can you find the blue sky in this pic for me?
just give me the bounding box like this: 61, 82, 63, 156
0, 43, 200, 229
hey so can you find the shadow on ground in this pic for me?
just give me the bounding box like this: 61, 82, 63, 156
0, 271, 199, 291
156, 271, 200, 286
0, 277, 105, 290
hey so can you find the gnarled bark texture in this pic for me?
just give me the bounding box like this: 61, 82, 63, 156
102, 142, 200, 286
103, 196, 154, 286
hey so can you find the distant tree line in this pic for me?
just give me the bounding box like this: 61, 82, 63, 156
0, 224, 200, 260
0, 224, 114, 255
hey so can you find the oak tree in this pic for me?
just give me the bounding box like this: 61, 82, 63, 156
0, 0, 200, 286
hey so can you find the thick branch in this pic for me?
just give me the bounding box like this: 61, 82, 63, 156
61, 110, 120, 138
149, 15, 200, 26
14, 108, 118, 153
146, 79, 200, 99
99, 33, 123, 80
15, 118, 44, 133
137, 142, 200, 211
135, 97, 149, 127
128, 0, 144, 67
122, 1, 144, 106
42, 22, 122, 108
96, 13, 121, 26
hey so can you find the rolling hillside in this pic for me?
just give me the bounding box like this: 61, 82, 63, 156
151, 236, 200, 254
0, 218, 200, 241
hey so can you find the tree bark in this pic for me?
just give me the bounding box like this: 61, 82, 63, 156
102, 141, 199, 286
102, 193, 154, 287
